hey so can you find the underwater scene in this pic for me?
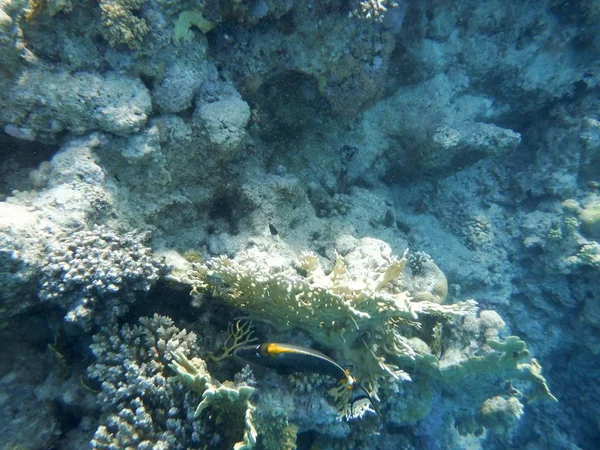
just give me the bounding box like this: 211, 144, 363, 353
0, 1, 598, 449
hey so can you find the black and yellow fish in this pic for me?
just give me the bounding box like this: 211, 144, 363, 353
235, 342, 379, 416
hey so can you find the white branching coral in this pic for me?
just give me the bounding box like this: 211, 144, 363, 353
87, 314, 202, 449
350, 0, 399, 22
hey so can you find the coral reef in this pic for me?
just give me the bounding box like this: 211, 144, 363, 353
173, 6, 215, 42
170, 350, 258, 450
180, 236, 555, 424
88, 314, 303, 450
0, 0, 597, 448
1, 135, 115, 319
194, 83, 251, 155
208, 2, 396, 117
479, 395, 524, 438
0, 135, 167, 329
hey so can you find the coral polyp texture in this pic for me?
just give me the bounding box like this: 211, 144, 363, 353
39, 226, 168, 329
88, 314, 258, 450
88, 314, 303, 450
181, 236, 555, 419
99, 0, 149, 49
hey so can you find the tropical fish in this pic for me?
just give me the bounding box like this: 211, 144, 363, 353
235, 343, 380, 416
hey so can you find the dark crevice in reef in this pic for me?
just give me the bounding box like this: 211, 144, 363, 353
296, 430, 316, 450
208, 193, 240, 235
139, 73, 156, 92
0, 133, 59, 199
247, 70, 332, 143
0, 133, 58, 167
127, 280, 195, 325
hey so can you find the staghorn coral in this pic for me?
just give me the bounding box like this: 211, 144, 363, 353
180, 236, 555, 420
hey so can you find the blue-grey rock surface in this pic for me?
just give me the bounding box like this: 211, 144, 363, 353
0, 0, 598, 449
